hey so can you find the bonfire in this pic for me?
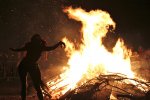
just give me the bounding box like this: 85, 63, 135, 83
43, 7, 150, 100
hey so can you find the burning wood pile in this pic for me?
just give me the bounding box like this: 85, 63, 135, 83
59, 73, 150, 100
43, 7, 150, 100
47, 73, 150, 100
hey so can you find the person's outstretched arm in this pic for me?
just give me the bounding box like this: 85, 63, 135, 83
10, 45, 26, 52
44, 41, 65, 51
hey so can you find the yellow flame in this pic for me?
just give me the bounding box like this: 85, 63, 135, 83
47, 7, 134, 99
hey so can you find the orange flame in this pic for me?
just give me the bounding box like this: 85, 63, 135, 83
47, 7, 134, 99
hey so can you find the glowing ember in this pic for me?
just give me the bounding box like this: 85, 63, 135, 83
47, 7, 134, 99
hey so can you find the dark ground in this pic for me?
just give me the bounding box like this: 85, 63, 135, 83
0, 80, 20, 95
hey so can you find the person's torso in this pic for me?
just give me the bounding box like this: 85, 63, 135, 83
25, 42, 45, 62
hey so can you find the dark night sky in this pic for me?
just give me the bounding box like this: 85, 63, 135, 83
0, 0, 150, 52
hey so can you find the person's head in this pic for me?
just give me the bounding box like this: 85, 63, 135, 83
31, 34, 42, 42
31, 34, 46, 45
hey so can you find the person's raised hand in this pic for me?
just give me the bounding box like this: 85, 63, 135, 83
59, 41, 66, 48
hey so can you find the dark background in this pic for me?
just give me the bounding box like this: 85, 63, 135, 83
0, 0, 150, 52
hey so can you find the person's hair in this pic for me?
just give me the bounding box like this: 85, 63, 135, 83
31, 34, 41, 42
31, 34, 46, 45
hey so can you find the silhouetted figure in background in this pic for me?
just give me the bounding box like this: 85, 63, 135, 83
10, 34, 65, 100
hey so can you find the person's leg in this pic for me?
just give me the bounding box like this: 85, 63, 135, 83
29, 64, 43, 100
18, 65, 27, 100
34, 84, 43, 100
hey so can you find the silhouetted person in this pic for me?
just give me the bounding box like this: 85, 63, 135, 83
10, 34, 65, 100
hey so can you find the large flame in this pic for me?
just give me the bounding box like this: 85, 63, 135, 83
47, 7, 134, 99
